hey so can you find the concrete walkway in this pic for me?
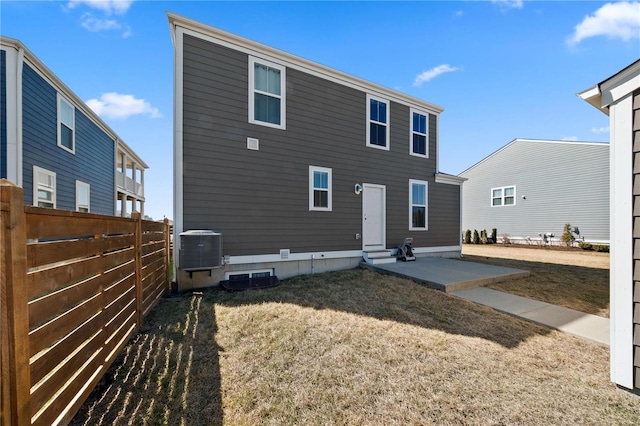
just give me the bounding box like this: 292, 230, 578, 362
452, 287, 609, 346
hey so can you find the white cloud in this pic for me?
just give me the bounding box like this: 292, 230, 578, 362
455, 10, 464, 17
81, 14, 120, 32
492, 0, 524, 10
562, 136, 579, 141
591, 126, 610, 133
568, 2, 640, 46
86, 92, 161, 119
413, 64, 460, 87
67, 0, 133, 15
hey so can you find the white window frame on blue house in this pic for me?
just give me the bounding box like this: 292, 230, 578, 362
409, 108, 429, 158
366, 94, 390, 150
248, 56, 286, 130
57, 93, 75, 154
409, 179, 428, 230
33, 166, 56, 208
76, 180, 90, 212
309, 165, 332, 211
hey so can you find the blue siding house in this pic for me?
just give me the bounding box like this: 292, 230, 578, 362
0, 37, 148, 216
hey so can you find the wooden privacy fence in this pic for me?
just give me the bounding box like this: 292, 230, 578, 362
1, 180, 170, 426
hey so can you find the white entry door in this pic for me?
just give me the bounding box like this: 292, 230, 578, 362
362, 184, 386, 250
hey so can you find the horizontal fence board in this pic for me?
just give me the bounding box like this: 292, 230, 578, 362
142, 241, 165, 256
142, 221, 165, 232
143, 283, 164, 317
27, 249, 134, 300
142, 251, 164, 272
143, 269, 165, 301
27, 235, 134, 269
142, 231, 164, 244
29, 261, 135, 329
26, 207, 135, 240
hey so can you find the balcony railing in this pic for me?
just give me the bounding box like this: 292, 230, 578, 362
116, 171, 144, 198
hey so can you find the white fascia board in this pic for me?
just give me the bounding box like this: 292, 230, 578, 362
435, 173, 466, 185
2, 42, 19, 184
166, 12, 444, 116
577, 85, 606, 113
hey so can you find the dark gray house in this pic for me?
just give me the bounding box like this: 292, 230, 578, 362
459, 138, 609, 245
0, 37, 147, 216
168, 12, 465, 289
580, 59, 640, 392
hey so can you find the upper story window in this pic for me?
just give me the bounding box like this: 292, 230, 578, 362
409, 179, 428, 230
309, 166, 332, 211
410, 109, 428, 157
249, 56, 286, 129
491, 185, 516, 206
366, 94, 390, 150
57, 93, 75, 154
76, 181, 90, 212
33, 166, 56, 208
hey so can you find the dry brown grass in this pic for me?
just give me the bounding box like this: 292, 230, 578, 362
462, 245, 610, 317
71, 269, 639, 425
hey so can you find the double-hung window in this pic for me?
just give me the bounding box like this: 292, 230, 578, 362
76, 181, 90, 212
249, 57, 286, 129
33, 166, 56, 208
366, 94, 390, 150
57, 93, 75, 153
409, 180, 428, 230
491, 186, 516, 206
410, 109, 428, 157
309, 166, 332, 211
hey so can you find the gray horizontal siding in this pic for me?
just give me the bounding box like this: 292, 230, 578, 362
460, 140, 609, 242
21, 63, 115, 214
182, 34, 459, 256
1, 50, 6, 179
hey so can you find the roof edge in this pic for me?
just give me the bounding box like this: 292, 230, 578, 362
166, 11, 445, 114
0, 35, 147, 168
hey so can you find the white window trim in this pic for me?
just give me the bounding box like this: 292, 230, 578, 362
33, 166, 56, 208
57, 93, 75, 154
409, 108, 429, 158
309, 165, 332, 211
225, 269, 273, 280
248, 56, 286, 130
491, 185, 516, 207
366, 94, 390, 151
409, 179, 428, 231
76, 180, 90, 212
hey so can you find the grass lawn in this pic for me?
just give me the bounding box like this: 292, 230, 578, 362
461, 245, 609, 318
71, 269, 638, 425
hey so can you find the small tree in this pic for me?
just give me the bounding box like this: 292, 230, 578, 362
491, 228, 497, 244
560, 223, 575, 247
472, 229, 480, 244
464, 229, 471, 244
481, 229, 488, 244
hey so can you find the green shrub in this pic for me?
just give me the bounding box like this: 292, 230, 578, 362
560, 223, 575, 247
578, 242, 610, 253
464, 230, 471, 244
472, 230, 480, 244
578, 242, 592, 251
481, 229, 488, 244
491, 228, 497, 244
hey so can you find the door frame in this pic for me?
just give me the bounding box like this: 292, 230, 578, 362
362, 183, 386, 251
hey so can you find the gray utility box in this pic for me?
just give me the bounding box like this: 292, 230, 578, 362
179, 230, 223, 270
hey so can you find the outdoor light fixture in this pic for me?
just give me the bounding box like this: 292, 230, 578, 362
354, 184, 363, 195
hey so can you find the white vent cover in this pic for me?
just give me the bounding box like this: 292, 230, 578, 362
280, 249, 290, 259
247, 137, 259, 151
179, 230, 223, 270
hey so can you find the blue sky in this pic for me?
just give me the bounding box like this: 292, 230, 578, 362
2, 1, 639, 220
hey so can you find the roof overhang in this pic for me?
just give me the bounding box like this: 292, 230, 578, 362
578, 59, 640, 116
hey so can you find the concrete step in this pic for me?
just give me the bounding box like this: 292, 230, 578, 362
363, 250, 396, 265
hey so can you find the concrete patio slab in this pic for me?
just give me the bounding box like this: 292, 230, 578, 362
363, 257, 529, 292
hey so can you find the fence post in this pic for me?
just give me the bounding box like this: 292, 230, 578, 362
164, 218, 170, 293
0, 180, 31, 425
132, 211, 143, 328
